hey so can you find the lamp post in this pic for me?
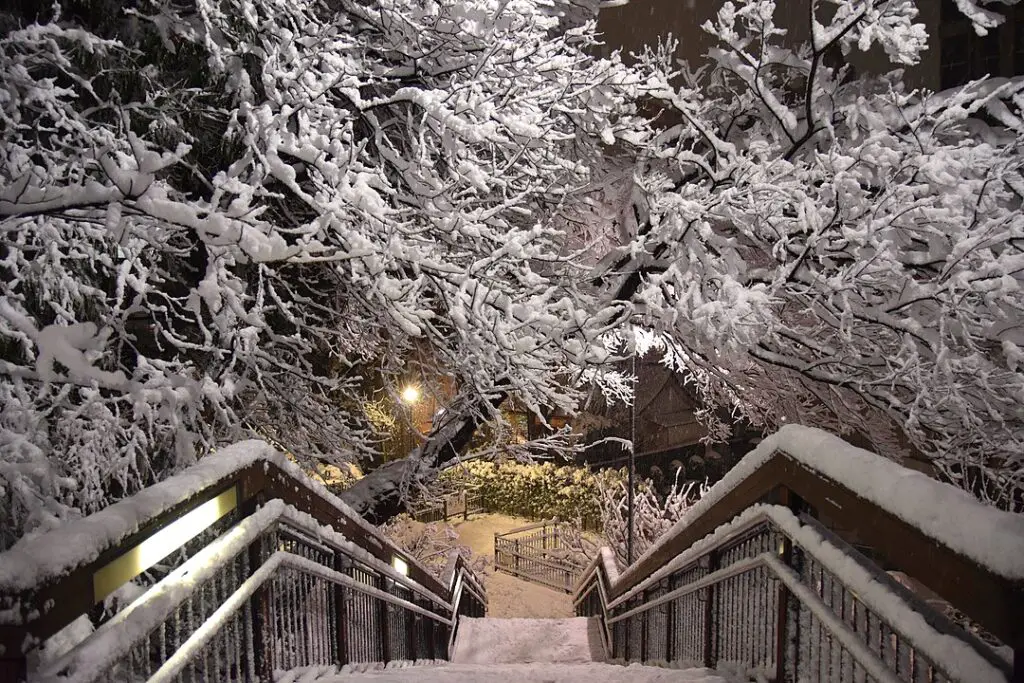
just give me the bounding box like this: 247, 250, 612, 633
401, 385, 421, 405
398, 385, 421, 456
627, 346, 637, 565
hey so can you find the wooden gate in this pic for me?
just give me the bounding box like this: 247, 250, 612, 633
493, 520, 591, 593
410, 489, 486, 523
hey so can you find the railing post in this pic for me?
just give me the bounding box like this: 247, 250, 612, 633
425, 614, 436, 660
333, 555, 349, 667
442, 498, 448, 522
703, 549, 718, 669
665, 577, 675, 664
377, 575, 391, 663
775, 537, 793, 683
640, 590, 649, 662
406, 609, 417, 661
775, 486, 805, 683
247, 503, 273, 682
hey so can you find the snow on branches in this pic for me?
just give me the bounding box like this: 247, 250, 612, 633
0, 0, 666, 541
598, 469, 709, 567
596, 0, 1024, 509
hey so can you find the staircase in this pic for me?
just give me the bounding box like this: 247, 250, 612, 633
2, 428, 1021, 683
279, 617, 731, 682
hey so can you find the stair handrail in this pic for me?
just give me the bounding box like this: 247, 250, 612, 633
573, 426, 1024, 682
33, 501, 457, 683
0, 440, 486, 678
617, 426, 1023, 650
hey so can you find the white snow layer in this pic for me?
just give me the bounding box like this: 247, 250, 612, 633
594, 503, 1008, 683
278, 662, 732, 683
620, 425, 1024, 582
451, 617, 605, 664
0, 440, 432, 595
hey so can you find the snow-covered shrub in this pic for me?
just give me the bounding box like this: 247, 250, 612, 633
378, 514, 487, 578
439, 460, 624, 526
597, 471, 710, 567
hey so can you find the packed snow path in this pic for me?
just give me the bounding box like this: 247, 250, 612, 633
279, 663, 732, 682
278, 617, 732, 681
451, 617, 605, 664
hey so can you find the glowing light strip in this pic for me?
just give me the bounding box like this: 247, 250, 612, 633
93, 486, 238, 602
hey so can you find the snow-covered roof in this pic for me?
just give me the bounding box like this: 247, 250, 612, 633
621, 425, 1024, 583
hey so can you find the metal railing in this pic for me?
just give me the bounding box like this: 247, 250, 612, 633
573, 449, 1021, 683
494, 520, 593, 593
0, 447, 486, 682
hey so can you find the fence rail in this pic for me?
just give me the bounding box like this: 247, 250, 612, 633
494, 521, 592, 593
0, 446, 486, 682
573, 445, 1022, 683
409, 490, 486, 524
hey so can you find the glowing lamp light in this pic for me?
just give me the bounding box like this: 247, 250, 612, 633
392, 555, 410, 577
93, 486, 238, 602
400, 385, 421, 404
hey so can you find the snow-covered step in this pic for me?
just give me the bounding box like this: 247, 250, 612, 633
280, 662, 732, 682
451, 617, 605, 664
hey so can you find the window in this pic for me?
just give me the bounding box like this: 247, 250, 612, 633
940, 0, 1024, 88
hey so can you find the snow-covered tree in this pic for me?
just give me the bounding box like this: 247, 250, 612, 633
593, 0, 1024, 510
5, 0, 1023, 546
598, 469, 709, 566
0, 0, 668, 540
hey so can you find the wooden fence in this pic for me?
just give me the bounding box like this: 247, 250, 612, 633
493, 521, 592, 593
409, 490, 486, 524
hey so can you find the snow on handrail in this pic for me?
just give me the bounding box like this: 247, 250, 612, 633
583, 504, 1008, 683
36, 500, 456, 683
280, 504, 452, 609
35, 501, 286, 683
0, 440, 434, 594
145, 551, 452, 683
621, 425, 1024, 584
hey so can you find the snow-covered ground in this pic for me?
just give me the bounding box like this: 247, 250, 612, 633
277, 663, 734, 682
451, 617, 604, 664
278, 616, 733, 682
449, 513, 576, 618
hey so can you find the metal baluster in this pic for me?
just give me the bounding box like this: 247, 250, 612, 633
317, 574, 326, 664
214, 570, 225, 681
744, 569, 752, 665
159, 621, 168, 670
301, 571, 312, 665
293, 570, 303, 667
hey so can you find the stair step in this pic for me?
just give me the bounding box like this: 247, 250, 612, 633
451, 617, 605, 664
281, 662, 732, 682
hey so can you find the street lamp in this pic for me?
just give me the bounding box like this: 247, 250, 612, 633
401, 385, 421, 404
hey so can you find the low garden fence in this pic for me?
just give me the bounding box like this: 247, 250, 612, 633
494, 520, 594, 593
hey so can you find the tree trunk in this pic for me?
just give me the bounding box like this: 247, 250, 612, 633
340, 391, 506, 523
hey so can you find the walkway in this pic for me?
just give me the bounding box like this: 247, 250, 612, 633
450, 513, 574, 618
282, 663, 732, 682
280, 617, 732, 682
